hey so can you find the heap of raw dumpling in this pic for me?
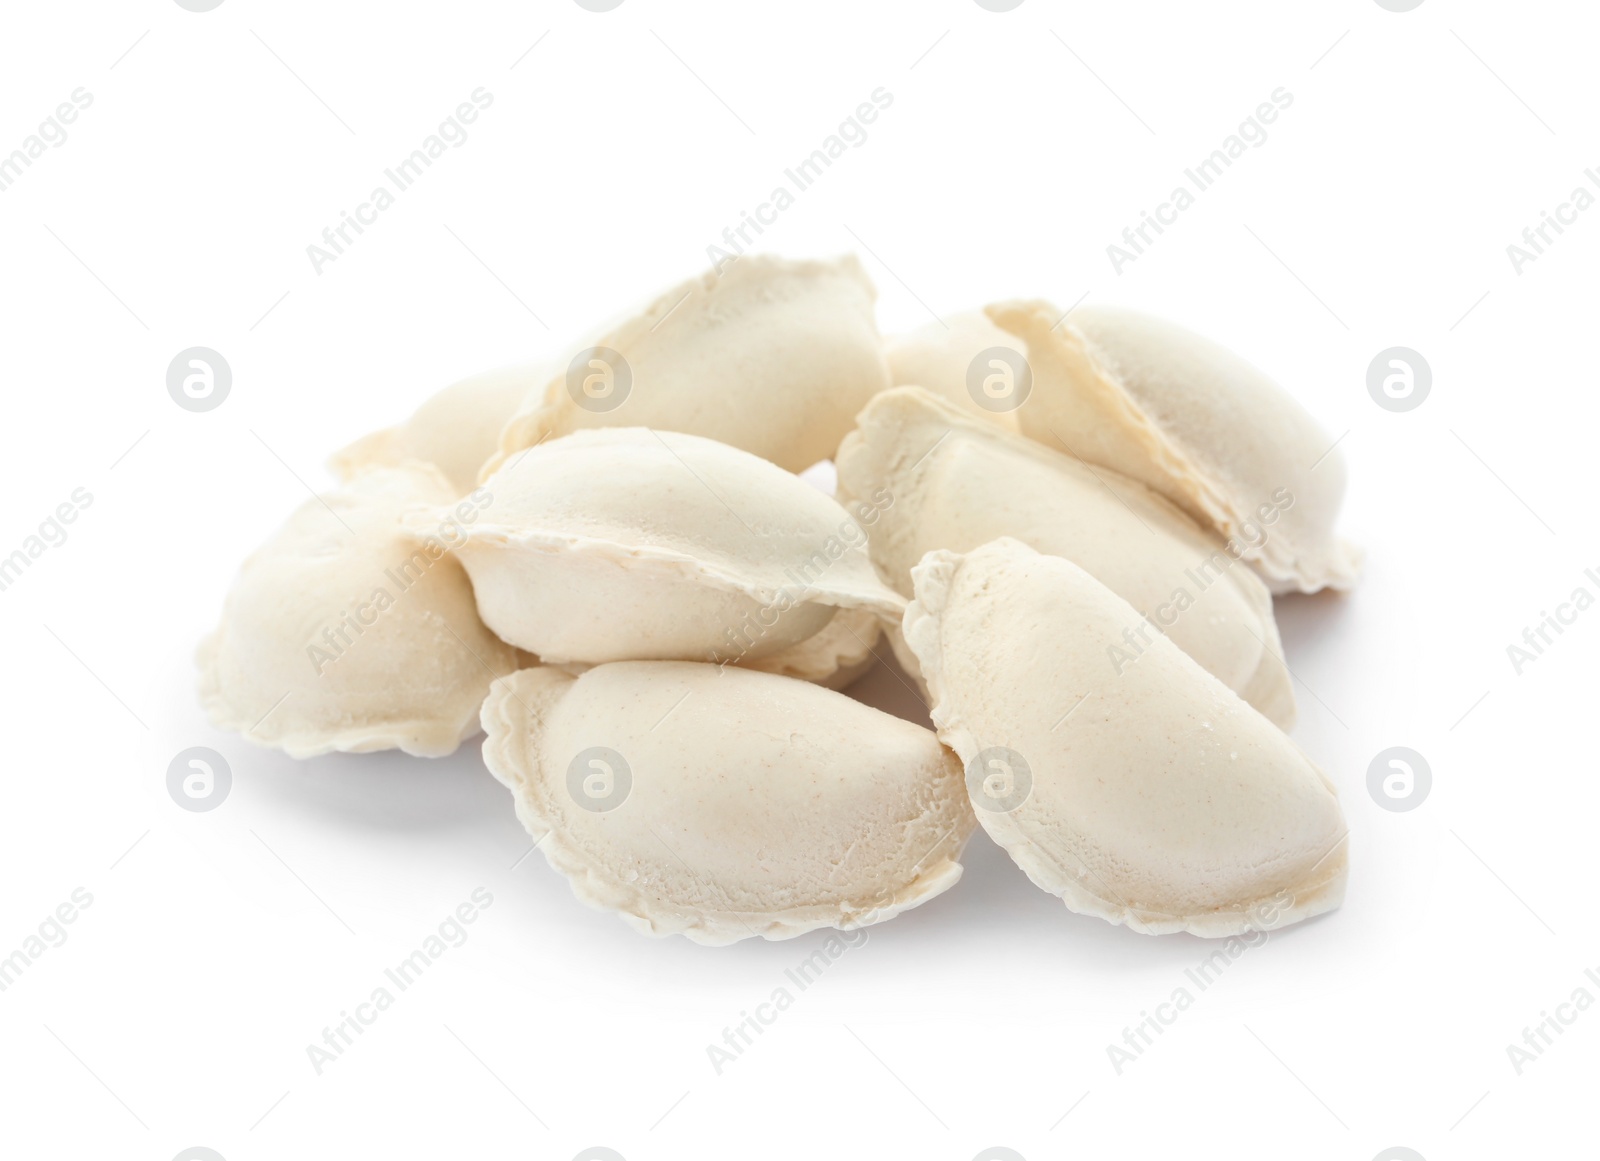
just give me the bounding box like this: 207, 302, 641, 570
199, 253, 1357, 945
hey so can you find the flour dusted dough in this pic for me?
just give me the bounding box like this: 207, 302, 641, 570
484, 255, 890, 476
745, 606, 883, 689
885, 310, 1023, 431
836, 387, 1294, 728
197, 464, 522, 758
332, 363, 546, 495
903, 538, 1347, 936
481, 661, 974, 944
429, 428, 906, 666
989, 302, 1361, 594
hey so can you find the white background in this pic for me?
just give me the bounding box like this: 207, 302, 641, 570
0, 1, 1594, 1159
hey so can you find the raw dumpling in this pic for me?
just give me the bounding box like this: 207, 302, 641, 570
988, 301, 1361, 594
835, 387, 1295, 729
197, 464, 523, 758
420, 428, 906, 665
331, 363, 547, 495
483, 255, 890, 477
885, 310, 1024, 431
481, 661, 974, 944
744, 606, 883, 689
527, 610, 885, 691
903, 538, 1347, 937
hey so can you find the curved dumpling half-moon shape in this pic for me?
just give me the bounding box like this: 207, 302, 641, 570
331, 363, 547, 495
484, 255, 890, 477
197, 464, 523, 758
885, 310, 1024, 431
903, 538, 1347, 937
421, 429, 907, 666
988, 301, 1361, 594
836, 387, 1295, 729
481, 661, 974, 944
